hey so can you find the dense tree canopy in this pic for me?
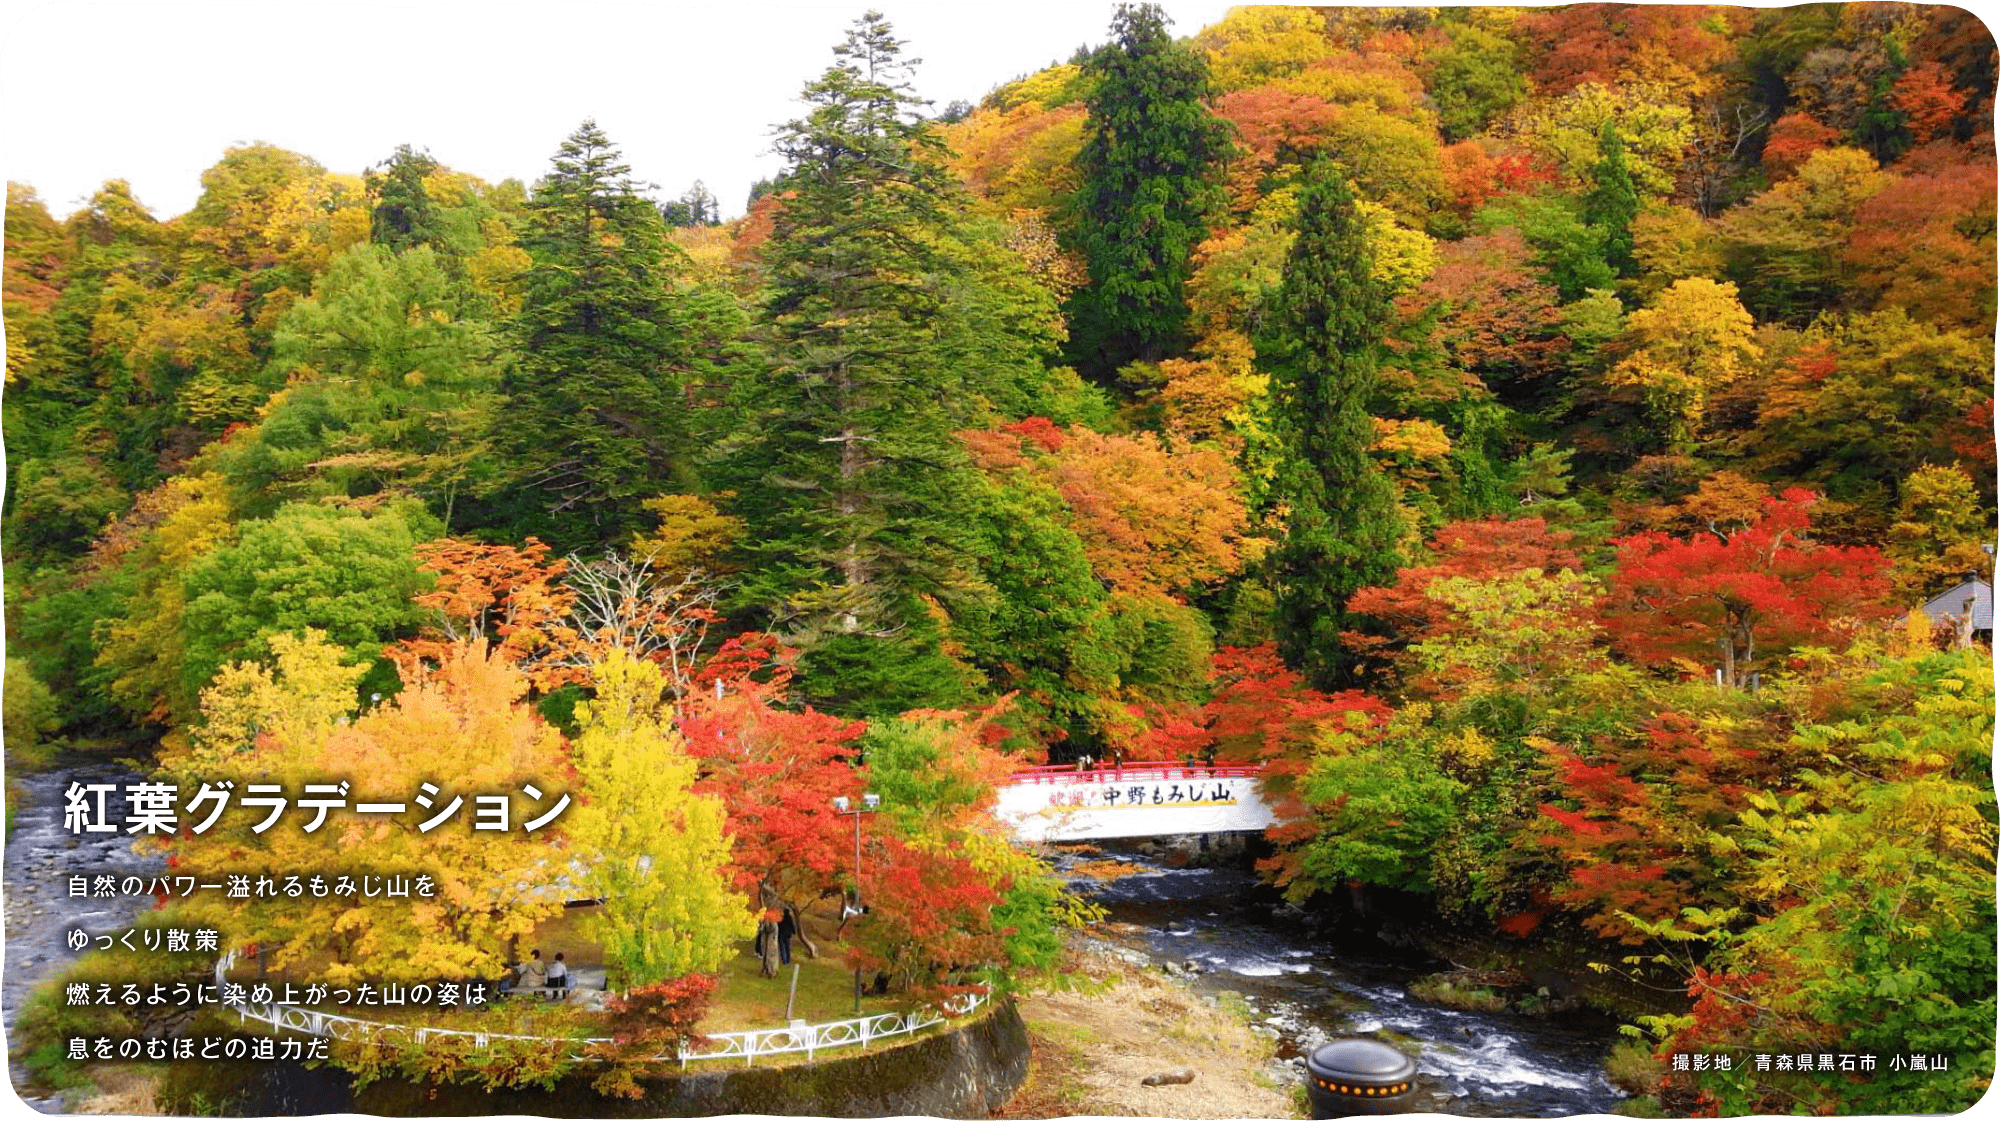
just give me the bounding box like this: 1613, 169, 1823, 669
7, 6, 1994, 1111
494, 121, 691, 550
1065, 2, 1234, 377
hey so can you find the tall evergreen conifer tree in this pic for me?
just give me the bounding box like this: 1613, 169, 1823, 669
723, 12, 985, 715
495, 121, 689, 550
365, 145, 447, 254
1066, 3, 1234, 379
1584, 122, 1640, 277
1260, 160, 1405, 690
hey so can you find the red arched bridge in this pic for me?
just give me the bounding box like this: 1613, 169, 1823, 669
996, 760, 1273, 842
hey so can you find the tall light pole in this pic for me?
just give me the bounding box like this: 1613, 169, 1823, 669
832, 792, 881, 1015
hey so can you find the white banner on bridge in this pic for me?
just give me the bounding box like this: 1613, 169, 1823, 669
995, 764, 1275, 842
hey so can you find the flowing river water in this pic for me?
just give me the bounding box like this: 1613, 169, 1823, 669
5, 761, 166, 1108
1063, 841, 1630, 1118
6, 761, 1627, 1117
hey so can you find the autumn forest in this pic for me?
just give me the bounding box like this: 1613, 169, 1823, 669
3, 3, 1996, 1115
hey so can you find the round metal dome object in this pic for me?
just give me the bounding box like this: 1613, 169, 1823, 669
1304, 1038, 1418, 1118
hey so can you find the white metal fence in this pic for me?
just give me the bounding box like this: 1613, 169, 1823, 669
216, 956, 987, 1067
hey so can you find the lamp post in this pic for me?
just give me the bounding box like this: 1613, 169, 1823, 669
831, 792, 881, 1015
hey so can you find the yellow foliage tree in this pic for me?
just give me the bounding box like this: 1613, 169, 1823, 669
1608, 277, 1761, 446
1887, 463, 1993, 601
1505, 81, 1694, 197
188, 629, 365, 769
467, 217, 533, 314
260, 173, 371, 274
945, 104, 1086, 213
567, 651, 755, 985
95, 473, 238, 742
171, 640, 572, 987
630, 494, 745, 578
1275, 51, 1432, 124
1629, 205, 1724, 301
1195, 5, 1331, 91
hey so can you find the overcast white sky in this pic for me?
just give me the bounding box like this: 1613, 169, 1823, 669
1, 0, 1240, 222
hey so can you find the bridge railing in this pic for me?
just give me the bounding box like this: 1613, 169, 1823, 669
1006, 760, 1263, 785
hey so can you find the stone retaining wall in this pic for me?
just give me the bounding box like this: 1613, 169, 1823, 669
348, 997, 1031, 1118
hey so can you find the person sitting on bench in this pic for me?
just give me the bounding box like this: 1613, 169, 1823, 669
547, 952, 569, 996
519, 949, 548, 993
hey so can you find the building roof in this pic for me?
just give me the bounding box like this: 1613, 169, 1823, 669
1921, 577, 1993, 632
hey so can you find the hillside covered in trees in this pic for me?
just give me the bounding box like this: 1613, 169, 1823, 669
4, 4, 1995, 1115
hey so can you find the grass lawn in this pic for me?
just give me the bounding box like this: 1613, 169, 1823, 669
517, 898, 912, 1031
702, 943, 906, 1030
225, 897, 915, 1036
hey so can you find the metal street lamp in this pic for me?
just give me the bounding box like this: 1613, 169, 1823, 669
831, 792, 881, 1014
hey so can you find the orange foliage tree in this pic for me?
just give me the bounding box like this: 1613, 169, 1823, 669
1843, 150, 1996, 332
402, 538, 722, 697
964, 420, 1251, 601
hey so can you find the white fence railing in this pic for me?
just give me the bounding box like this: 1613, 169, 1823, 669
216, 955, 987, 1068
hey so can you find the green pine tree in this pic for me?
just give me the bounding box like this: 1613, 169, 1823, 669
660, 180, 720, 228
1066, 2, 1235, 379
493, 121, 690, 550
1259, 159, 1406, 690
1583, 121, 1640, 278
722, 11, 987, 715
365, 145, 447, 253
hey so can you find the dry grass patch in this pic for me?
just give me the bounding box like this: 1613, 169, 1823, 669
1007, 945, 1295, 1118
71, 1066, 158, 1114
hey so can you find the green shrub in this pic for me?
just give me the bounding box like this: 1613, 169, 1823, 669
5, 657, 62, 768
1604, 1038, 1665, 1094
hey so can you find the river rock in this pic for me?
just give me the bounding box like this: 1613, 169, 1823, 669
1140, 1069, 1197, 1086
1263, 1059, 1304, 1087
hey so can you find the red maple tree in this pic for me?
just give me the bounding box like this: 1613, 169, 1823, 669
679, 677, 867, 975
1136, 643, 1391, 891
1535, 711, 1790, 943
1603, 490, 1893, 685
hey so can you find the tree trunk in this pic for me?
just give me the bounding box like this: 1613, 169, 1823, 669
756, 881, 781, 977
837, 360, 862, 635
756, 918, 780, 978
755, 881, 819, 977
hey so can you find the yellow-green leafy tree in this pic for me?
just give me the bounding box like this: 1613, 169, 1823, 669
94, 473, 238, 748
567, 651, 754, 986
1194, 5, 1330, 92
1607, 277, 1760, 448
1886, 463, 1993, 602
